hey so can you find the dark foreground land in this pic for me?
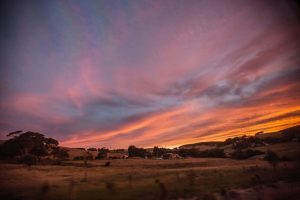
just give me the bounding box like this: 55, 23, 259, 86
0, 158, 300, 200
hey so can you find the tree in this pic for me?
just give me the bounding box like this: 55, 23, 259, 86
0, 131, 59, 162
52, 147, 69, 160
87, 147, 97, 151
153, 146, 172, 157
231, 149, 264, 160
153, 146, 159, 157
178, 148, 199, 157
264, 150, 279, 169
20, 154, 37, 166
96, 148, 109, 159
128, 145, 147, 157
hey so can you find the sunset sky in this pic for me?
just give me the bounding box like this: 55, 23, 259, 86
1, 0, 300, 148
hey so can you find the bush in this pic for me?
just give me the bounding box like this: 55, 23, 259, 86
74, 156, 84, 160
128, 145, 147, 157
178, 148, 225, 158
87, 147, 97, 151
264, 150, 279, 168
20, 155, 37, 166
96, 148, 109, 159
86, 154, 93, 160
231, 149, 264, 160
198, 148, 226, 158
178, 148, 199, 157
52, 147, 69, 160
264, 150, 279, 161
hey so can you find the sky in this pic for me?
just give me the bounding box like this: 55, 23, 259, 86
1, 0, 300, 148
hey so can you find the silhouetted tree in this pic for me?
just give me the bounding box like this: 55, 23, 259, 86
0, 131, 59, 162
231, 149, 264, 160
87, 147, 97, 151
178, 148, 225, 158
153, 146, 172, 157
96, 147, 109, 159
265, 150, 279, 169
52, 147, 69, 160
20, 154, 37, 166
128, 145, 147, 157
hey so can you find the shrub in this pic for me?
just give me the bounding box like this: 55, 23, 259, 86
52, 147, 69, 160
87, 147, 97, 151
178, 148, 225, 158
178, 148, 199, 157
74, 156, 84, 160
86, 153, 93, 160
96, 148, 109, 159
264, 150, 279, 168
264, 150, 279, 161
20, 154, 37, 166
198, 148, 226, 158
128, 145, 147, 157
231, 149, 264, 160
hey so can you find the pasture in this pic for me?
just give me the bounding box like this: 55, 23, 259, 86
1, 158, 300, 200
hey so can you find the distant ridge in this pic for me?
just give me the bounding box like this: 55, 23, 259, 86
179, 124, 300, 149
255, 125, 300, 139
179, 141, 222, 149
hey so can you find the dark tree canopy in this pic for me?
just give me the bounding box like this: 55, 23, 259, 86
52, 147, 69, 160
0, 131, 59, 160
153, 146, 173, 157
96, 147, 109, 159
128, 145, 147, 157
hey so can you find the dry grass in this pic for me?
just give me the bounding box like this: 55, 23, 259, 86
0, 158, 299, 200
253, 142, 300, 159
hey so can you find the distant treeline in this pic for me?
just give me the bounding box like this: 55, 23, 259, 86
0, 125, 299, 164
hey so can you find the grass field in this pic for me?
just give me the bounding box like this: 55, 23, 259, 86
1, 158, 300, 200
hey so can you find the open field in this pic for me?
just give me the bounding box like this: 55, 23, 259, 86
1, 158, 300, 200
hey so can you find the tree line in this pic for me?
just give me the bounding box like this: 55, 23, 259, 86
1, 126, 299, 165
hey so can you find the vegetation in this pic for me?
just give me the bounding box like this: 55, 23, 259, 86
95, 148, 109, 159
264, 150, 280, 169
1, 158, 300, 200
153, 146, 173, 157
1, 125, 300, 163
52, 147, 69, 161
19, 154, 37, 166
74, 156, 84, 160
222, 135, 264, 149
87, 147, 97, 151
128, 145, 148, 157
0, 131, 59, 161
178, 148, 225, 158
231, 149, 264, 160
0, 126, 300, 199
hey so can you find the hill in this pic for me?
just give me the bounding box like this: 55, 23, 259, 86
255, 125, 300, 139
179, 125, 300, 149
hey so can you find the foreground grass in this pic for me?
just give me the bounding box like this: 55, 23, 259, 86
0, 158, 300, 200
